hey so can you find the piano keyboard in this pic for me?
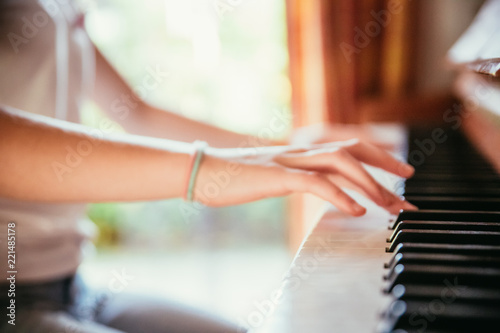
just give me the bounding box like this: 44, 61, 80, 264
251, 127, 500, 333
379, 127, 500, 333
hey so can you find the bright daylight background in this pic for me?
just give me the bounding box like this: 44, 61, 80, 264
78, 0, 293, 325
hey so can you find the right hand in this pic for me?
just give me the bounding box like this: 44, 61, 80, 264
193, 139, 416, 216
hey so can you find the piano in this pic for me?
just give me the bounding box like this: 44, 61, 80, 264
250, 1, 500, 332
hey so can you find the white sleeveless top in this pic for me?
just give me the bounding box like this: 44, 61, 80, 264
0, 0, 98, 282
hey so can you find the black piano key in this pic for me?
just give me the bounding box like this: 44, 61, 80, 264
384, 252, 500, 272
389, 242, 500, 256
381, 286, 500, 332
387, 221, 500, 242
411, 165, 497, 173
405, 179, 500, 188
384, 264, 500, 293
381, 299, 500, 332
389, 210, 500, 230
387, 229, 500, 252
407, 173, 500, 182
390, 284, 500, 304
401, 186, 500, 197
402, 196, 500, 211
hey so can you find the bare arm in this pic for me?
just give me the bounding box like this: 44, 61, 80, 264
91, 45, 393, 150
0, 105, 416, 215
91, 47, 272, 148
0, 105, 191, 202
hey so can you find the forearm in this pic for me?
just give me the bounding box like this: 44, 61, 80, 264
92, 47, 277, 148
0, 106, 191, 203
120, 102, 261, 148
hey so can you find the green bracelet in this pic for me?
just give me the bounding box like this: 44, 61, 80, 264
186, 140, 208, 202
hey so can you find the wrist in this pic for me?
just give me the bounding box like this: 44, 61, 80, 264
190, 151, 245, 205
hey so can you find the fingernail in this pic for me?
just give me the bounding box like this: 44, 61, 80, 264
353, 203, 366, 215
403, 164, 415, 175
403, 201, 418, 211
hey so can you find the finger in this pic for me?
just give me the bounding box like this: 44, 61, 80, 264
325, 149, 397, 206
325, 174, 368, 196
344, 141, 415, 178
275, 149, 395, 207
384, 198, 419, 215
285, 170, 366, 216
325, 174, 418, 214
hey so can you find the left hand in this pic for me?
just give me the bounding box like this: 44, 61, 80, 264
289, 123, 400, 150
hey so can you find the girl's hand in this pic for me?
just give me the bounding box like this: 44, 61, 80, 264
290, 123, 404, 150
193, 139, 416, 216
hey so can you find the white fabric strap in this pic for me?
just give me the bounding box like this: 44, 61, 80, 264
38, 0, 69, 120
